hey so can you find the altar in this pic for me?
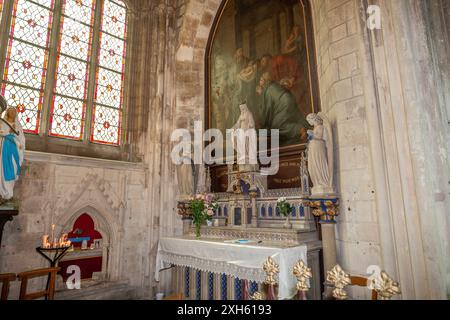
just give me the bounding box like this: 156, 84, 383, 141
167, 120, 341, 300
155, 229, 322, 300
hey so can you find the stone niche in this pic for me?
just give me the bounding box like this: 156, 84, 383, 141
54, 206, 118, 297
58, 212, 108, 283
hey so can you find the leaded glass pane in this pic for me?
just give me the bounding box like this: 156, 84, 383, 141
2, 84, 41, 131
91, 0, 126, 145
1, 0, 54, 134
102, 0, 126, 38
91, 105, 120, 144
54, 55, 88, 99
59, 17, 92, 60
64, 0, 95, 25
10, 0, 53, 44
49, 0, 95, 139
98, 32, 125, 73
31, 0, 53, 8
49, 95, 84, 138
4, 41, 47, 88
95, 67, 122, 108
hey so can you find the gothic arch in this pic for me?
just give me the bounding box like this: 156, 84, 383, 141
58, 205, 121, 281
60, 205, 115, 247
174, 0, 320, 129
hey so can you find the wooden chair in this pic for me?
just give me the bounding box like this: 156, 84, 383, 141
17, 267, 60, 300
0, 273, 16, 300
350, 276, 378, 300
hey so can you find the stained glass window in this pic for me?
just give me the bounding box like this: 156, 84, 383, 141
0, 0, 127, 146
1, 0, 54, 133
49, 0, 95, 139
92, 0, 126, 145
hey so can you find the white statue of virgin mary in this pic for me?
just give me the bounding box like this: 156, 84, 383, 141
231, 102, 257, 170
306, 112, 335, 195
0, 96, 25, 200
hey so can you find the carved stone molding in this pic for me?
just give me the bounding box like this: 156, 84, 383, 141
58, 173, 125, 214
127, 1, 176, 20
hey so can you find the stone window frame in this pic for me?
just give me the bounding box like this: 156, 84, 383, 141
0, 0, 135, 161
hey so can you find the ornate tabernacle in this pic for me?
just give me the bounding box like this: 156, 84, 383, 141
178, 164, 317, 230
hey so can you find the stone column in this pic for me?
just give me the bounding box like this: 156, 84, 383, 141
320, 223, 337, 275
305, 198, 340, 298
358, 0, 450, 299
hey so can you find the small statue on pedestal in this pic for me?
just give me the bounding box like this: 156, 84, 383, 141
0, 96, 25, 203
176, 154, 195, 200
300, 151, 310, 195
231, 102, 257, 172
306, 113, 335, 196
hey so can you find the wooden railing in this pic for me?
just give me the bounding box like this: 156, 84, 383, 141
0, 267, 60, 300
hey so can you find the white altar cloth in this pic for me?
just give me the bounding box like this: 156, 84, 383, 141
155, 236, 308, 300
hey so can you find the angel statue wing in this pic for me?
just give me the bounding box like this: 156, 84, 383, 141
318, 112, 334, 188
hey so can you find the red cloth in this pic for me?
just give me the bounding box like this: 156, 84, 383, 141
59, 256, 103, 281
58, 213, 104, 281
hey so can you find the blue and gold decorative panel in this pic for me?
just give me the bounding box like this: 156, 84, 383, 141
234, 278, 242, 300
249, 281, 258, 296
196, 270, 201, 300
300, 204, 305, 217
208, 273, 214, 300
184, 267, 190, 298
221, 273, 227, 300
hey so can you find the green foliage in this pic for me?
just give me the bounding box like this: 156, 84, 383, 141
189, 194, 218, 237
276, 197, 293, 217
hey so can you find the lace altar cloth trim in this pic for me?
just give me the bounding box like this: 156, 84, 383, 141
158, 251, 267, 283
155, 237, 308, 299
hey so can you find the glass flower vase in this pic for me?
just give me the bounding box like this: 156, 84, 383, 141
194, 222, 201, 238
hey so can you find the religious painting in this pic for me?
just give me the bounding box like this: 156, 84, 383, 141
207, 0, 320, 148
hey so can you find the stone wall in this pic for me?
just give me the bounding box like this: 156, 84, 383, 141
311, 0, 380, 299
0, 152, 149, 298
0, 0, 178, 300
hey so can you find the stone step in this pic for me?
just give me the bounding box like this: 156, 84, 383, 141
55, 280, 137, 300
